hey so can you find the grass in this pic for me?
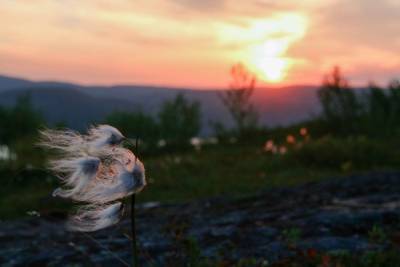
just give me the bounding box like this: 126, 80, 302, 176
128, 144, 342, 204
1, 135, 400, 219
0, 142, 350, 219
2, 136, 400, 266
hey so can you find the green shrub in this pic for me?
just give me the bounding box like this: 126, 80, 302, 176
286, 136, 400, 170
158, 93, 201, 146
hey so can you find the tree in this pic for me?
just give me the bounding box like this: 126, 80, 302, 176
0, 94, 44, 145
105, 111, 159, 148
0, 93, 46, 170
0, 106, 9, 143
387, 80, 400, 130
158, 93, 201, 145
219, 63, 258, 136
364, 83, 391, 136
317, 66, 360, 135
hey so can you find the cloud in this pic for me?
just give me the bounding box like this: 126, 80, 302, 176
284, 0, 400, 85
318, 0, 400, 53
0, 0, 399, 87
171, 0, 226, 11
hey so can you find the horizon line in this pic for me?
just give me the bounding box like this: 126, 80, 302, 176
0, 72, 321, 91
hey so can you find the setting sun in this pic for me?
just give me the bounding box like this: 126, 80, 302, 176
247, 14, 308, 83
0, 1, 398, 87
218, 13, 307, 83
250, 40, 292, 82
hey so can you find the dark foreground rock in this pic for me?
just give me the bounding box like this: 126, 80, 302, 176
1, 172, 400, 266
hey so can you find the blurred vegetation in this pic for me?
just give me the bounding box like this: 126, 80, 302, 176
217, 63, 259, 139
317, 66, 361, 135
105, 111, 160, 150
1, 66, 400, 221
158, 93, 201, 147
0, 94, 46, 171
317, 66, 400, 137
106, 93, 201, 152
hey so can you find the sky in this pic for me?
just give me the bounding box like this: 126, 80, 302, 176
0, 0, 399, 88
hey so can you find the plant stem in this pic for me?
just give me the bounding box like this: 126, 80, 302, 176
132, 136, 139, 267
131, 194, 138, 267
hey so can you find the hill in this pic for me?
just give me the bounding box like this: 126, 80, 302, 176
0, 74, 321, 134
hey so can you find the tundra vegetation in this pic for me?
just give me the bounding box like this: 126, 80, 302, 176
1, 67, 400, 265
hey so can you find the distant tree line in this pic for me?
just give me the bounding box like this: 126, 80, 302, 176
1, 65, 399, 168
106, 93, 201, 151
214, 64, 400, 141
0, 94, 46, 170
0, 94, 44, 145
318, 66, 400, 137
0, 92, 202, 183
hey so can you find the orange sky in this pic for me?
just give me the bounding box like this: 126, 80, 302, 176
1, 0, 399, 88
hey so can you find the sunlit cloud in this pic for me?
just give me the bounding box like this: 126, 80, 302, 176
216, 13, 308, 83
0, 0, 399, 87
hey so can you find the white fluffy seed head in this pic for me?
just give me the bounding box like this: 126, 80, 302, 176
87, 125, 125, 151
40, 125, 126, 158
39, 125, 146, 232
51, 157, 101, 199
39, 128, 85, 156
67, 202, 123, 232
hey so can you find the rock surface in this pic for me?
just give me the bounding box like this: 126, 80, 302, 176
1, 172, 400, 266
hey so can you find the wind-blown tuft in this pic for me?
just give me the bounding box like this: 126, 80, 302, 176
39, 128, 85, 156
39, 125, 146, 232
67, 202, 123, 232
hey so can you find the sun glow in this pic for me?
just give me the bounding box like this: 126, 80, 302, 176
248, 14, 308, 83
219, 13, 308, 83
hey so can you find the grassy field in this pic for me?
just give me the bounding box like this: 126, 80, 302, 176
3, 134, 399, 219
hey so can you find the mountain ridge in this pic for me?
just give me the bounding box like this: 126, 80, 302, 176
0, 74, 321, 134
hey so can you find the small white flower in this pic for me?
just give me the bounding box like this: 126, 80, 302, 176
27, 210, 41, 217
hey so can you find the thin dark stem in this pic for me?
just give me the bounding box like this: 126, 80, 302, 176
135, 138, 139, 163
131, 136, 139, 267
131, 194, 138, 267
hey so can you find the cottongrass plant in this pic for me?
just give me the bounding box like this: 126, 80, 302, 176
39, 125, 146, 266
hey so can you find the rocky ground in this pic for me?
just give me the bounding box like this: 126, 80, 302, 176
1, 172, 400, 266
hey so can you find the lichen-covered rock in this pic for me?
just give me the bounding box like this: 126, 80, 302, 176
1, 171, 400, 266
